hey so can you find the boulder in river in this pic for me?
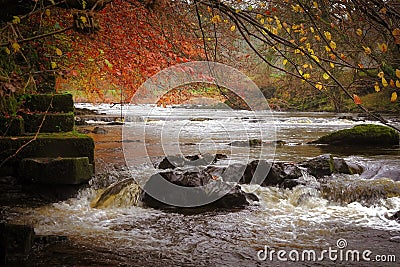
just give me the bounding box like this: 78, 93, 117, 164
239, 160, 302, 187
141, 169, 258, 211
310, 124, 399, 146
157, 154, 227, 169
299, 154, 354, 178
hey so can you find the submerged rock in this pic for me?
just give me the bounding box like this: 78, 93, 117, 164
310, 124, 399, 146
320, 178, 400, 205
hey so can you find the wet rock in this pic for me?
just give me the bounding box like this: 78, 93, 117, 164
190, 118, 213, 121
142, 170, 258, 211
299, 154, 334, 178
347, 162, 363, 175
310, 124, 399, 147
74, 116, 88, 126
229, 139, 262, 147
333, 158, 352, 174
388, 210, 400, 222
239, 160, 302, 186
158, 154, 227, 170
92, 126, 108, 134
90, 178, 142, 209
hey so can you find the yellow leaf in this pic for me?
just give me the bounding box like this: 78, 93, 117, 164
313, 2, 318, 8
303, 73, 310, 79
314, 35, 321, 41
299, 37, 307, 43
12, 43, 20, 52
310, 27, 315, 33
260, 18, 265, 25
230, 25, 236, 31
248, 6, 253, 11
55, 48, 62, 56
325, 46, 331, 52
356, 28, 363, 36
378, 43, 388, 53
80, 16, 87, 23
390, 79, 395, 87
396, 80, 400, 88
5, 47, 10, 55
382, 77, 388, 87
363, 46, 372, 55
324, 31, 332, 40
396, 69, 400, 79
211, 15, 221, 24
12, 16, 20, 24
330, 41, 336, 50
294, 49, 301, 54
330, 62, 335, 68
283, 59, 288, 65
374, 82, 381, 92
392, 28, 400, 44
303, 64, 309, 69
315, 82, 323, 90
391, 92, 398, 102
311, 55, 320, 63
45, 9, 51, 17
323, 73, 330, 80
256, 14, 263, 19
377, 71, 384, 78
51, 61, 57, 69
298, 69, 303, 75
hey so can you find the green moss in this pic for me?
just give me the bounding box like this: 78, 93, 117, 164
22, 112, 74, 133
0, 133, 94, 166
21, 93, 74, 113
0, 116, 24, 136
19, 157, 93, 184
314, 124, 399, 146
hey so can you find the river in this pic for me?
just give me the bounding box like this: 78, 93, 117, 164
3, 103, 400, 266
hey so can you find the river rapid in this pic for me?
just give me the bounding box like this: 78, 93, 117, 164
4, 103, 400, 266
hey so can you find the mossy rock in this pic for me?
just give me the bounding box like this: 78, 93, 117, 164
22, 112, 74, 133
19, 157, 93, 184
21, 93, 74, 113
312, 124, 399, 146
0, 117, 24, 136
0, 133, 95, 175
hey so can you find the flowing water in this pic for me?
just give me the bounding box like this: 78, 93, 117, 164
3, 104, 400, 266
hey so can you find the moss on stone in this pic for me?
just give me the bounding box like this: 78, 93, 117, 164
313, 124, 400, 146
19, 157, 93, 184
21, 93, 74, 113
0, 133, 94, 170
22, 112, 74, 133
0, 117, 24, 136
